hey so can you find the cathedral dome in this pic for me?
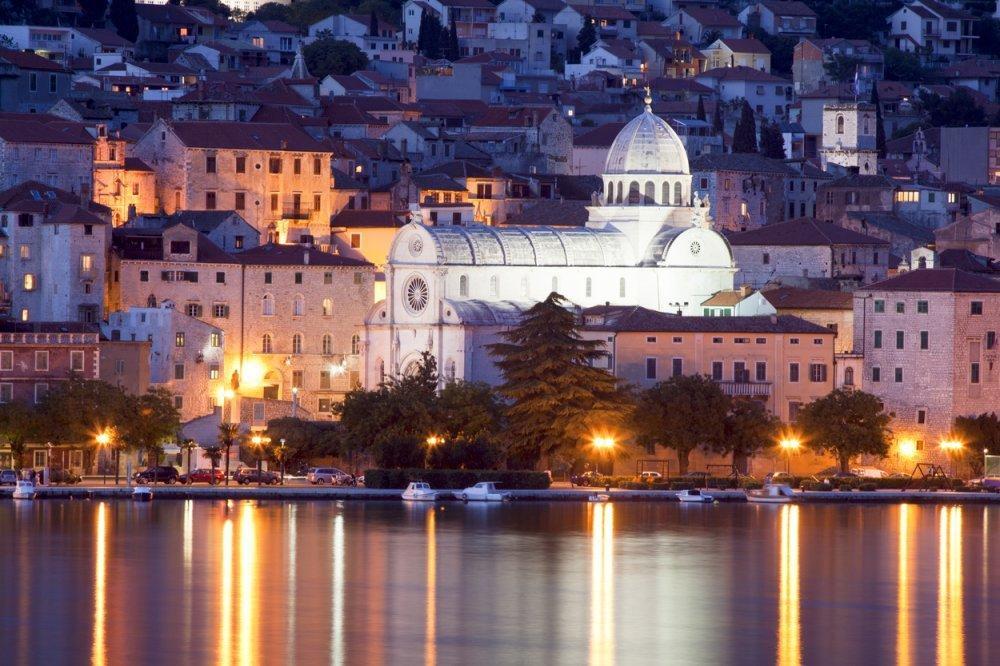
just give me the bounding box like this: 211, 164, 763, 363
604, 103, 690, 176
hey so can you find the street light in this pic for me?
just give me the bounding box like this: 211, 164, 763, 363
940, 438, 964, 477
95, 430, 111, 486
424, 435, 441, 469
779, 436, 801, 474
591, 435, 616, 482
278, 438, 287, 485
898, 439, 918, 459
251, 435, 271, 487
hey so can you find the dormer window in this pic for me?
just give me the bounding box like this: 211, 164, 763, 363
170, 240, 191, 254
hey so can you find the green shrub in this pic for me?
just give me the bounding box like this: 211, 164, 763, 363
362, 468, 551, 490
739, 478, 763, 490
801, 481, 823, 491
859, 482, 877, 492
838, 484, 853, 492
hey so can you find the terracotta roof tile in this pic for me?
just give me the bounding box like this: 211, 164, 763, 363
865, 268, 1000, 293
728, 219, 889, 247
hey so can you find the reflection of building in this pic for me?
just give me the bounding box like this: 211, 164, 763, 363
364, 102, 736, 385
853, 268, 1000, 470
110, 224, 375, 421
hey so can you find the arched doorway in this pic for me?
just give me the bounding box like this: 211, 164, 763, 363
262, 370, 282, 400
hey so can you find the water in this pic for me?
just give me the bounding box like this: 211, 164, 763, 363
0, 500, 996, 665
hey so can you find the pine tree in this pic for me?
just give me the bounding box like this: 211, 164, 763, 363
732, 99, 758, 153
712, 100, 724, 135
871, 83, 886, 159
369, 10, 379, 37
577, 16, 597, 55
109, 0, 139, 43
696, 95, 706, 122
759, 120, 786, 159
79, 0, 108, 27
445, 14, 460, 61
487, 293, 623, 469
420, 13, 443, 59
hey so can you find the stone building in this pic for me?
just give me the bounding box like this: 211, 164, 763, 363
729, 218, 891, 289
815, 173, 895, 223
0, 117, 94, 196
109, 224, 376, 421
853, 268, 1000, 470
131, 119, 336, 243
819, 102, 878, 175
92, 127, 158, 226
0, 181, 110, 324
466, 107, 573, 175
691, 153, 793, 231
0, 49, 74, 114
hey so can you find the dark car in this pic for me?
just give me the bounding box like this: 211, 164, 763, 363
570, 470, 603, 487
133, 466, 180, 484
0, 469, 17, 486
49, 468, 82, 485
178, 468, 224, 485
233, 468, 280, 485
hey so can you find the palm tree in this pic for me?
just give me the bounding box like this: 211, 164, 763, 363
179, 439, 197, 480
217, 423, 241, 486
203, 445, 223, 484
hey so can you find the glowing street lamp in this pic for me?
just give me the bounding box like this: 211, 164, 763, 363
251, 434, 271, 487
897, 439, 918, 459
95, 430, 112, 485
778, 435, 801, 474
940, 439, 963, 452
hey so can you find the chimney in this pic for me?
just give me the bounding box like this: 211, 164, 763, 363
303, 249, 310, 265
740, 284, 752, 297
770, 315, 778, 324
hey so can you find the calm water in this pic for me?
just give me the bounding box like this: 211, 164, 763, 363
0, 500, 997, 665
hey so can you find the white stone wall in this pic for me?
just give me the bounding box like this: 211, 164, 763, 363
0, 140, 93, 196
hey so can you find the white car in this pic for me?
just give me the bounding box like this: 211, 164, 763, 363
638, 471, 663, 480
851, 467, 888, 479
307, 467, 351, 484
454, 481, 512, 502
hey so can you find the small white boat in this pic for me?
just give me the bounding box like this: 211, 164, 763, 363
12, 480, 36, 500
588, 493, 610, 503
132, 486, 153, 502
454, 481, 511, 502
401, 482, 439, 502
746, 484, 795, 504
677, 489, 714, 503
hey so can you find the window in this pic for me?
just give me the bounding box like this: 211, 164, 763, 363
0, 351, 10, 371
270, 194, 278, 212
294, 272, 303, 285
170, 241, 191, 254
292, 334, 303, 354
672, 358, 683, 377
645, 358, 657, 380
34, 383, 48, 404
0, 383, 11, 403
29, 72, 36, 92
213, 303, 229, 318
788, 401, 802, 422
209, 364, 220, 380
874, 300, 885, 313
756, 362, 767, 382
917, 300, 928, 314
185, 303, 202, 318
140, 270, 149, 282
80, 254, 94, 274
895, 331, 904, 350
322, 334, 332, 355
712, 337, 723, 344
789, 363, 799, 382
262, 294, 274, 316
836, 115, 844, 134
894, 367, 903, 383
872, 366, 881, 382
235, 192, 245, 210
763, 252, 770, 265
971, 362, 981, 384
917, 409, 926, 425
22, 274, 35, 291
920, 331, 929, 350
351, 334, 361, 355
209, 332, 221, 348
292, 370, 303, 388
264, 272, 272, 284
174, 395, 183, 410
844, 367, 854, 386
322, 298, 332, 316
971, 301, 984, 315
206, 155, 216, 173
813, 338, 823, 345
895, 191, 919, 203
350, 233, 361, 249
895, 302, 905, 314
69, 350, 84, 372
809, 364, 828, 383
174, 364, 185, 380
293, 295, 305, 316
756, 338, 766, 344
236, 156, 246, 173
711, 361, 723, 381
988, 331, 997, 350
734, 362, 749, 382
320, 370, 332, 390
324, 272, 333, 285
268, 157, 282, 173
35, 351, 48, 371
314, 157, 322, 175
261, 334, 273, 354
790, 338, 799, 345
175, 332, 185, 347
293, 158, 301, 175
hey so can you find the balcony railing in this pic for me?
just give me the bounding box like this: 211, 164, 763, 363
716, 381, 772, 397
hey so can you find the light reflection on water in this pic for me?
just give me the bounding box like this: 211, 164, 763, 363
0, 501, 997, 664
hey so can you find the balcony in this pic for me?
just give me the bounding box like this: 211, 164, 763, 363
716, 381, 772, 397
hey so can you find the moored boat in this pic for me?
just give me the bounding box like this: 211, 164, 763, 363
746, 484, 795, 504
588, 493, 610, 502
12, 480, 36, 500
677, 488, 714, 503
132, 486, 153, 502
454, 482, 511, 502
401, 482, 439, 501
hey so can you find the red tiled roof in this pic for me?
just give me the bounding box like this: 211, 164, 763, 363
759, 1, 816, 18
697, 65, 788, 83
330, 210, 406, 229
728, 218, 889, 247
0, 119, 93, 145
165, 121, 329, 151
761, 286, 853, 310
0, 49, 67, 72
567, 4, 636, 20
865, 268, 1000, 293
680, 8, 742, 27
236, 243, 371, 267
574, 122, 626, 147
715, 38, 771, 55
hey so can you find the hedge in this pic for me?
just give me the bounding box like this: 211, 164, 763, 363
363, 469, 551, 490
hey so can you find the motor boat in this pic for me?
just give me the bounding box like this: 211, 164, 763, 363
12, 480, 36, 500
132, 486, 153, 502
746, 484, 795, 504
677, 489, 714, 503
454, 482, 511, 502
401, 482, 439, 502
588, 493, 610, 502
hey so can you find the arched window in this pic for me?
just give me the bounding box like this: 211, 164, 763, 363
262, 294, 274, 316
322, 334, 332, 355
605, 180, 613, 201
292, 333, 302, 354
616, 181, 623, 203
351, 333, 360, 355
836, 115, 844, 134
844, 367, 855, 386
293, 294, 305, 316
644, 181, 655, 204
322, 298, 332, 316
917, 256, 927, 269
459, 274, 468, 297
662, 182, 670, 205
619, 277, 626, 298
261, 334, 272, 354
628, 181, 640, 204
490, 275, 499, 297
585, 277, 592, 297
674, 182, 682, 205
551, 276, 558, 294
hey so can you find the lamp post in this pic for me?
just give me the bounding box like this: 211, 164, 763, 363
251, 435, 271, 487
779, 436, 801, 475
591, 435, 616, 490
95, 431, 111, 486
425, 435, 441, 469
223, 389, 235, 486
291, 387, 298, 418
278, 438, 287, 484
45, 441, 53, 486
940, 438, 964, 477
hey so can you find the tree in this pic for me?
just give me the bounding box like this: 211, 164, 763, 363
202, 445, 223, 481
79, 0, 108, 27
630, 375, 730, 475
712, 100, 724, 135
871, 83, 886, 159
487, 293, 623, 468
217, 422, 242, 484
247, 1, 290, 23
0, 402, 39, 470
805, 0, 896, 42
118, 388, 181, 470
924, 88, 986, 127
264, 417, 340, 471
369, 9, 379, 36
577, 16, 597, 55
700, 29, 722, 47
952, 412, 1000, 476
427, 381, 505, 469
797, 389, 891, 472
109, 0, 138, 43
759, 119, 786, 159
36, 378, 129, 446
884, 47, 926, 82
444, 14, 460, 61
303, 38, 368, 78
824, 53, 864, 84
723, 399, 780, 474
732, 99, 758, 153
750, 29, 795, 75
696, 95, 706, 122
417, 12, 444, 59
974, 17, 1000, 58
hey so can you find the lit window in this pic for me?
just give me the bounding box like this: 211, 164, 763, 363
292, 334, 302, 354
22, 274, 35, 290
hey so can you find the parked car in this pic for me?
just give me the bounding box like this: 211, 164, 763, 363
0, 469, 17, 486
49, 469, 82, 485
133, 466, 180, 484
570, 470, 602, 486
178, 468, 224, 485
851, 466, 889, 479
307, 467, 351, 485
817, 466, 858, 479
638, 471, 663, 481
234, 468, 280, 485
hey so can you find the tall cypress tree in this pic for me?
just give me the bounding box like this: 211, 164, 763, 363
696, 95, 706, 122
487, 293, 623, 469
732, 100, 758, 153
79, 0, 108, 27
871, 83, 886, 159
759, 120, 786, 159
446, 14, 460, 61
417, 12, 428, 54
369, 10, 379, 37
577, 16, 597, 55
109, 0, 139, 43
712, 100, 724, 135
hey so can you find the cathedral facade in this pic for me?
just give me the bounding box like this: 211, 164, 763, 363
362, 102, 737, 386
